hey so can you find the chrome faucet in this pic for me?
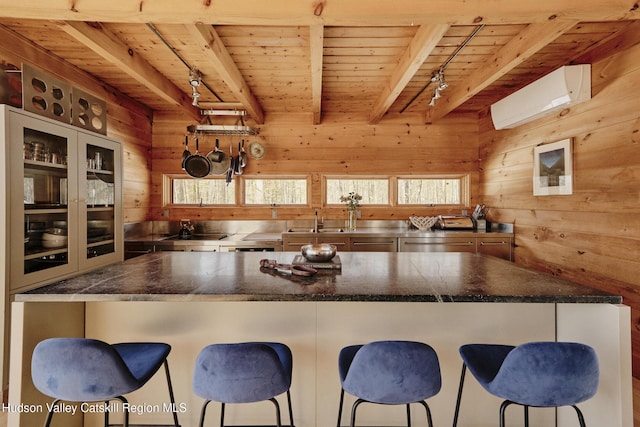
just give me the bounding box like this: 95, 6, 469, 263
314, 209, 323, 233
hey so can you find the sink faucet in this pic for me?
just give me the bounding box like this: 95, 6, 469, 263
314, 209, 323, 233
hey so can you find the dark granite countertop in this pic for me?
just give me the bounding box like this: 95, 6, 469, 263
16, 252, 620, 304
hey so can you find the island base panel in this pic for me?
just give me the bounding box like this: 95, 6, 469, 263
8, 301, 630, 427
8, 302, 84, 427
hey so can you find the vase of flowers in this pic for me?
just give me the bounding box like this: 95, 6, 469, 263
340, 192, 362, 231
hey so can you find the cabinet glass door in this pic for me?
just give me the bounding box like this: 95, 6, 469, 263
11, 114, 79, 288
79, 134, 122, 266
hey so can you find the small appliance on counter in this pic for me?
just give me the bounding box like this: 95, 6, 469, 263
436, 215, 475, 230
178, 219, 194, 240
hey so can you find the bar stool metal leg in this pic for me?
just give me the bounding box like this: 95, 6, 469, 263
164, 360, 180, 426
452, 362, 467, 427
337, 389, 345, 427
286, 390, 295, 427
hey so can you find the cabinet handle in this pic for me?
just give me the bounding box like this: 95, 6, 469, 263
324, 242, 347, 246
352, 241, 395, 246
404, 241, 474, 246
479, 241, 507, 246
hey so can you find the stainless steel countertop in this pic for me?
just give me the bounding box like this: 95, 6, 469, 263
126, 229, 514, 246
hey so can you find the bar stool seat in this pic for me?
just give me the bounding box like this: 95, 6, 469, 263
452, 341, 599, 427
31, 337, 180, 427
336, 340, 441, 427
193, 342, 294, 427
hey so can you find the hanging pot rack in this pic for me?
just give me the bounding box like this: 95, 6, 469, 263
187, 110, 259, 136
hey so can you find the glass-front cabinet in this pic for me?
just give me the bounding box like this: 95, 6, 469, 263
3, 105, 122, 292
80, 137, 121, 266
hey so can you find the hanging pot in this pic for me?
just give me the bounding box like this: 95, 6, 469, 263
208, 139, 229, 175
239, 139, 247, 168
183, 135, 211, 178
181, 135, 190, 170
206, 138, 224, 163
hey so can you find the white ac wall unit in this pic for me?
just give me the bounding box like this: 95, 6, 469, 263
490, 64, 591, 130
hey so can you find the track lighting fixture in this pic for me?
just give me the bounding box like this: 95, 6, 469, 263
189, 68, 202, 107
429, 68, 447, 107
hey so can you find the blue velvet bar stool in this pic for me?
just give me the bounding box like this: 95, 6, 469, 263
336, 340, 442, 427
193, 342, 294, 427
452, 341, 599, 427
31, 337, 180, 427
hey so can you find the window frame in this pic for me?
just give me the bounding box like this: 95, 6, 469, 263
164, 173, 470, 208
323, 175, 393, 207
395, 174, 469, 207
240, 175, 311, 207
164, 174, 237, 207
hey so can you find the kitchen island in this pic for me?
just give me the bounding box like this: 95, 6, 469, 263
8, 252, 631, 426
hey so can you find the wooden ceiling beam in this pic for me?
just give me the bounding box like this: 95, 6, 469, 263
186, 23, 265, 124
309, 24, 324, 125
369, 24, 450, 124
0, 0, 637, 25
59, 21, 200, 120
426, 19, 579, 123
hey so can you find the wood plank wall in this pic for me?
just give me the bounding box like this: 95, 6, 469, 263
0, 25, 154, 224
150, 111, 480, 222
478, 34, 640, 410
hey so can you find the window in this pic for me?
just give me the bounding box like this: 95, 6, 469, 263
397, 177, 464, 205
326, 178, 389, 205
172, 177, 235, 205
244, 178, 308, 205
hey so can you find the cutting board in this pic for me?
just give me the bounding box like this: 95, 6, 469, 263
292, 255, 342, 270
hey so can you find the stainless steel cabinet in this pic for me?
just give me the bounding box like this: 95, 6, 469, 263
3, 105, 123, 292
317, 235, 350, 251
350, 236, 397, 252
398, 237, 476, 253
477, 237, 513, 261
283, 235, 315, 252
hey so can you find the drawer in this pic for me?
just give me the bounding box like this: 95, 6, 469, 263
398, 237, 476, 253
350, 237, 397, 252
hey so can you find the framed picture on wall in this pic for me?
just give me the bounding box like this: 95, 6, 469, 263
533, 138, 573, 196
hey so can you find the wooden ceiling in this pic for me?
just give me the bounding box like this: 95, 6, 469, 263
0, 0, 639, 125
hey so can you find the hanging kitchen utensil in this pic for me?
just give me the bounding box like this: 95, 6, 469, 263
248, 141, 265, 159
226, 156, 235, 184
239, 139, 247, 168
225, 141, 235, 184
208, 139, 229, 176
235, 142, 244, 175
183, 134, 211, 178
181, 135, 190, 170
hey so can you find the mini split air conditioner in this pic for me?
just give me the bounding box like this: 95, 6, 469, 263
490, 64, 591, 130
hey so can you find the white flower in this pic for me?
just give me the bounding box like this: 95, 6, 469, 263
339, 192, 362, 209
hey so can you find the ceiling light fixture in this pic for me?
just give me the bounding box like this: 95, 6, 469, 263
189, 68, 202, 107
147, 23, 223, 105
428, 68, 447, 106
400, 24, 485, 113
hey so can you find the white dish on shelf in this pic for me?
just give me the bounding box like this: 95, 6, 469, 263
41, 232, 67, 248
409, 216, 437, 231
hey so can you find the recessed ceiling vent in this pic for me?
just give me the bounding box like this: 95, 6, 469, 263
490, 64, 591, 130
